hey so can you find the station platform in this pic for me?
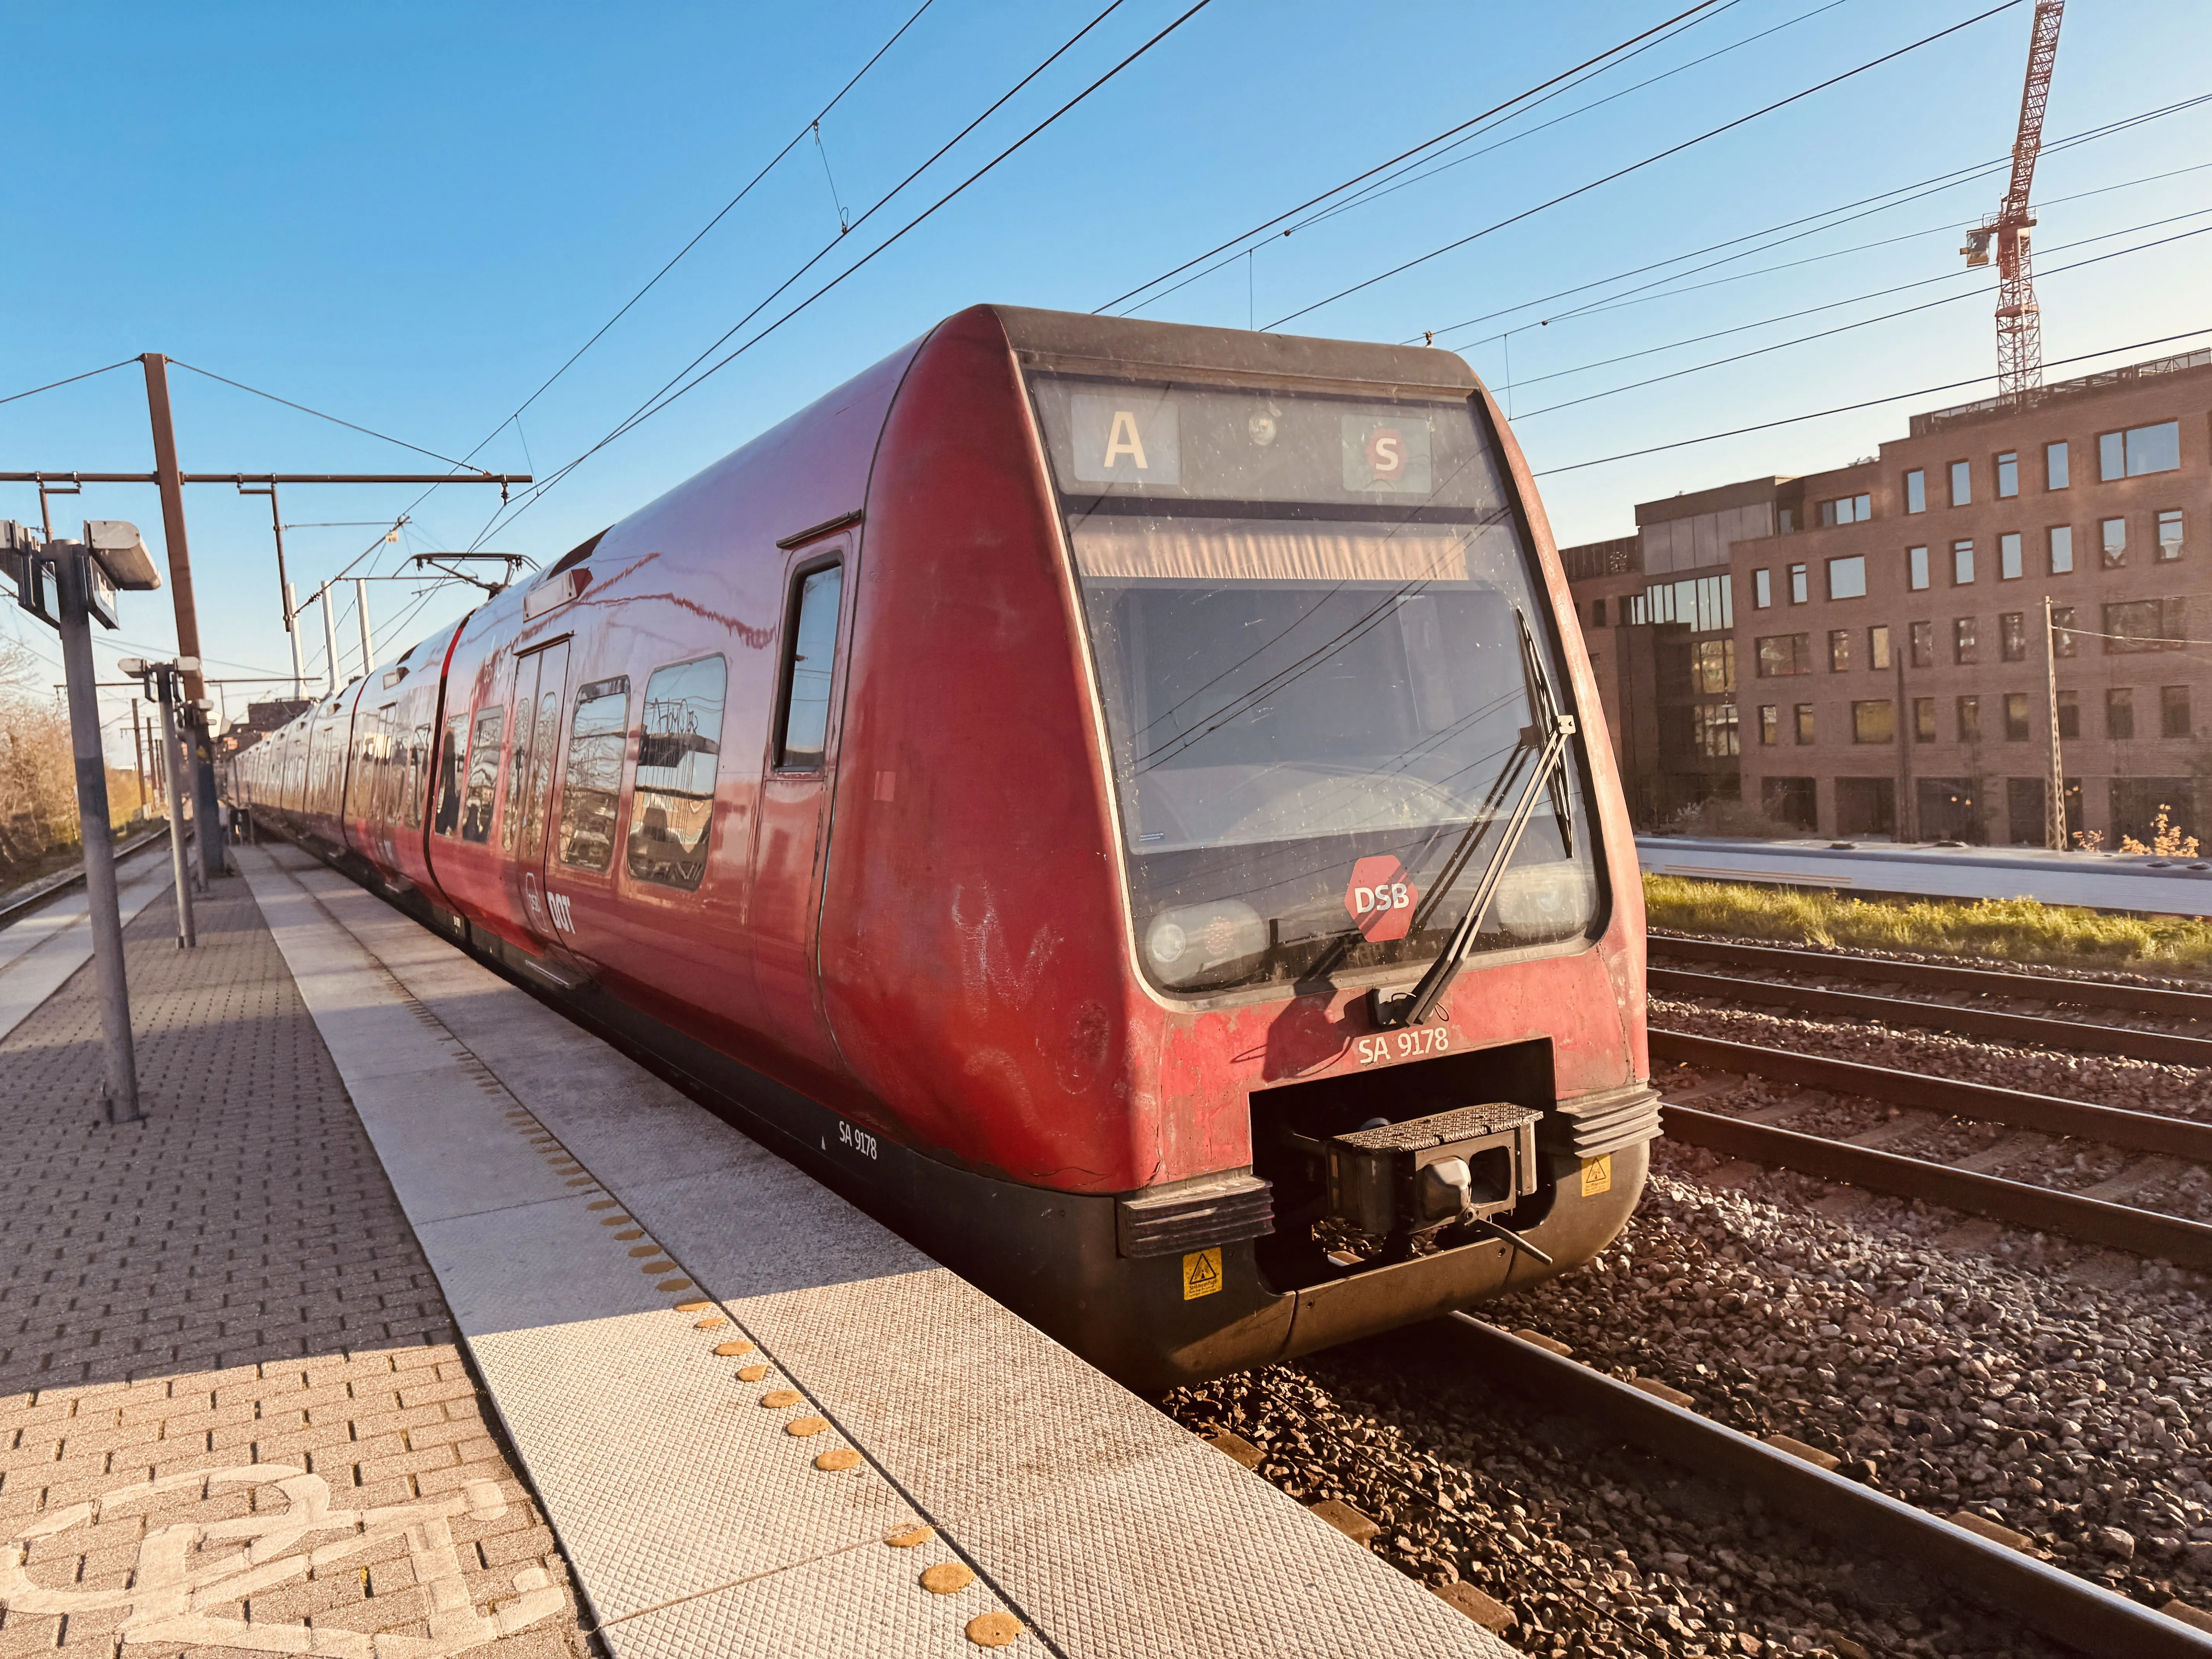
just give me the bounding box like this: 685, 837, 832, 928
0, 838, 1507, 1657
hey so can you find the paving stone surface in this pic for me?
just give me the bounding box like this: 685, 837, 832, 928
0, 874, 592, 1658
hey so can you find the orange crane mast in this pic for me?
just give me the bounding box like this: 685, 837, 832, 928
1962, 0, 2065, 400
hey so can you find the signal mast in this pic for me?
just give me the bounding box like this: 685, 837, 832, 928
1962, 0, 2065, 400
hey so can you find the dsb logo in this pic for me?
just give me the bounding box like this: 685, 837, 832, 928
1343, 855, 1418, 943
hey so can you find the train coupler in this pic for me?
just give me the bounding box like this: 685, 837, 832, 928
1321, 1101, 1542, 1244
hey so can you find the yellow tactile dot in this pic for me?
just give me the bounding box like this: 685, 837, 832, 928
886, 1525, 933, 1548
966, 1613, 1021, 1647
658, 1278, 693, 1292
675, 1299, 712, 1313
625, 1242, 657, 1255
713, 1341, 753, 1357
694, 1317, 725, 1330
565, 1178, 596, 1188
737, 1364, 771, 1382
815, 1448, 861, 1472
586, 1198, 619, 1210
921, 1563, 975, 1596
760, 1389, 801, 1408
640, 1259, 676, 1274
601, 1216, 635, 1227
786, 1416, 828, 1437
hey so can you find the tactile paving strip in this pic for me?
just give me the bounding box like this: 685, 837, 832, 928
241, 846, 1511, 1657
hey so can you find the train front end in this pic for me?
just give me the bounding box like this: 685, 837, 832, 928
825, 306, 1656, 1389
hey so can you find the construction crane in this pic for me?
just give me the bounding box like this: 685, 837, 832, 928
1962, 0, 2065, 400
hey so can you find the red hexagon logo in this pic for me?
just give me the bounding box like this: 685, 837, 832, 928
1345, 855, 1417, 943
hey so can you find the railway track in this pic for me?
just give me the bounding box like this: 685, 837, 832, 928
1649, 934, 2212, 1067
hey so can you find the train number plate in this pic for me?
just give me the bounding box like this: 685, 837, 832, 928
836, 1120, 879, 1160
1355, 1027, 1452, 1066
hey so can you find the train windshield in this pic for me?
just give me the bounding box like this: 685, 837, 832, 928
1028, 373, 1602, 995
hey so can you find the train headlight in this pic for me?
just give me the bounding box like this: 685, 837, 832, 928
1144, 900, 1267, 985
1491, 860, 1595, 939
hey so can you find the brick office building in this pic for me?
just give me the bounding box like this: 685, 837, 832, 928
1563, 348, 2212, 845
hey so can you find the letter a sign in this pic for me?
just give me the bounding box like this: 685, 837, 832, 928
1072, 393, 1181, 484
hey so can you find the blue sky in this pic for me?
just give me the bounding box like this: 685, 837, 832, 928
4, 0, 2209, 760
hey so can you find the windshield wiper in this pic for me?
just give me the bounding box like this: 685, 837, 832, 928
1367, 608, 1576, 1030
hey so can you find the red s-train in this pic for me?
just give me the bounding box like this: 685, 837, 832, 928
230, 306, 1659, 1389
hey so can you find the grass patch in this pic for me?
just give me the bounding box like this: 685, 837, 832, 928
1644, 873, 2212, 978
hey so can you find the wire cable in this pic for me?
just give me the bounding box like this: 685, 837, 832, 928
167, 361, 502, 473
1529, 326, 2212, 476
1094, 0, 1731, 317
0, 359, 136, 409
470, 0, 1218, 549
1267, 0, 2027, 330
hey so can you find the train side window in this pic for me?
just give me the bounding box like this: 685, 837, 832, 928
405, 724, 430, 830
460, 708, 506, 844
628, 656, 727, 891
775, 563, 844, 770
557, 677, 630, 871
433, 713, 467, 836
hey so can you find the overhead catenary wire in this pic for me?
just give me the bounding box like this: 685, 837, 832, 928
1267, 0, 2029, 331
1528, 324, 2212, 476
1510, 216, 2212, 420
1407, 90, 2212, 348
167, 361, 507, 474
0, 359, 136, 409
468, 0, 1219, 551
1094, 0, 1734, 318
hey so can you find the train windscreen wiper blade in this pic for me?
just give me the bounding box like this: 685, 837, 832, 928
1367, 608, 1575, 1031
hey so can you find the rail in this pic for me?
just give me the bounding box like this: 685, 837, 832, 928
1646, 964, 2212, 1066
1442, 1317, 2212, 1657
1650, 934, 2212, 1020
0, 824, 173, 930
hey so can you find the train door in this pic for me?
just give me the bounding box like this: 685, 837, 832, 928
501, 639, 573, 958
750, 541, 852, 1066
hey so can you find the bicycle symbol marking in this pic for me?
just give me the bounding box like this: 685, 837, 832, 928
0, 1465, 565, 1657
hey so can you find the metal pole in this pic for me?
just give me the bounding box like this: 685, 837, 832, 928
141, 357, 207, 707
321, 582, 338, 695
132, 699, 146, 814
284, 582, 304, 697
57, 550, 141, 1123
2045, 595, 2067, 849
156, 672, 196, 948
355, 575, 373, 677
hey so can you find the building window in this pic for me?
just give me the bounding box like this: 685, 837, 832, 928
1852, 699, 1895, 744
2103, 597, 2186, 652
2004, 692, 2030, 742
1957, 695, 1981, 742
2107, 687, 2134, 739
2000, 612, 2026, 661
1996, 451, 2018, 498
1909, 545, 1930, 589
2164, 685, 2192, 739
2052, 604, 2076, 658
1779, 507, 1796, 534
1690, 638, 1736, 693
1953, 539, 1975, 584
2056, 689, 2079, 738
1827, 555, 1867, 599
1754, 568, 1772, 608
1756, 633, 1813, 676
2100, 421, 2181, 480
1950, 460, 1972, 506
1590, 597, 1606, 627
1789, 563, 1808, 604
1693, 703, 1740, 757
1759, 704, 1778, 745
2159, 510, 2184, 561
1913, 696, 1936, 742
1795, 704, 1815, 744
1829, 629, 1853, 672
1954, 617, 1978, 664
1820, 493, 1873, 527
2000, 531, 2023, 579
2049, 525, 2073, 573
2102, 517, 2127, 567
2046, 440, 2069, 490
1869, 624, 1892, 670
1910, 620, 1934, 668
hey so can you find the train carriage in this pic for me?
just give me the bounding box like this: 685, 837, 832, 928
233, 305, 1660, 1388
